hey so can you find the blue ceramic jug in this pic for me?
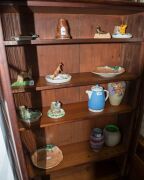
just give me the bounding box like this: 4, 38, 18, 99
86, 85, 109, 112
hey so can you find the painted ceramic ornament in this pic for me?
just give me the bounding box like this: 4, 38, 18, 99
47, 101, 65, 119
112, 24, 132, 38
19, 106, 42, 125
11, 68, 34, 87
56, 18, 71, 39
45, 63, 71, 84
94, 26, 111, 39
90, 128, 104, 152
103, 124, 121, 147
86, 84, 109, 112
108, 81, 126, 106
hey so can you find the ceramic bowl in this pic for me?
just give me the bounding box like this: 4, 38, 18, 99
31, 144, 63, 169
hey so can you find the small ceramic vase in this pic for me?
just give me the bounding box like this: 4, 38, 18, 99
56, 18, 71, 39
103, 124, 121, 147
90, 128, 104, 152
108, 81, 126, 106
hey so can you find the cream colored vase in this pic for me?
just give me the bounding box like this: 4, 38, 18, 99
108, 81, 126, 106
104, 124, 121, 147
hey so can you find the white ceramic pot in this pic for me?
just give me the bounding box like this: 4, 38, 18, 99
108, 81, 126, 106
103, 125, 121, 147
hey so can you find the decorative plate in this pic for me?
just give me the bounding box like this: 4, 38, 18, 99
47, 108, 65, 119
45, 74, 71, 84
112, 33, 132, 39
92, 66, 125, 78
31, 144, 63, 169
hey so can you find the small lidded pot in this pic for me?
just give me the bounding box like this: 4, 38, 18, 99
90, 128, 104, 152
103, 124, 121, 147
55, 18, 71, 39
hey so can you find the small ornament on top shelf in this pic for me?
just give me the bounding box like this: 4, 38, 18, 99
11, 68, 34, 87
112, 23, 132, 38
47, 101, 65, 119
11, 33, 39, 41
45, 62, 71, 84
94, 26, 111, 39
55, 18, 71, 39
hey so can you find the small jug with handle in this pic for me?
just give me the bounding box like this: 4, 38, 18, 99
86, 84, 109, 112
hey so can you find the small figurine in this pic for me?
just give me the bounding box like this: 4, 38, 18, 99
56, 18, 71, 39
11, 68, 34, 87
112, 24, 132, 38
94, 26, 111, 39
45, 62, 71, 84
52, 62, 64, 79
47, 101, 65, 119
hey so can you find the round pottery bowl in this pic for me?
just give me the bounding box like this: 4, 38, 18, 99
103, 125, 121, 147
31, 144, 63, 169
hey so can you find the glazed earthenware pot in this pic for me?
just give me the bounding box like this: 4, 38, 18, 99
103, 124, 121, 147
90, 128, 104, 152
108, 81, 126, 106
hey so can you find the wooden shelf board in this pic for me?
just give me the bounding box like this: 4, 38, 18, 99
1, 1, 144, 14
18, 101, 133, 131
40, 102, 132, 128
51, 160, 120, 180
36, 72, 138, 91
26, 141, 126, 177
4, 38, 142, 46
12, 72, 138, 94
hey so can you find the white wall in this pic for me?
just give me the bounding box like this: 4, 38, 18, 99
0, 108, 15, 180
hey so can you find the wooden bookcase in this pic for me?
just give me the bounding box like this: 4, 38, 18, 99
0, 1, 144, 180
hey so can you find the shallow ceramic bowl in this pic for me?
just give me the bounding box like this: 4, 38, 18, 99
45, 74, 71, 83
31, 145, 63, 169
92, 66, 125, 78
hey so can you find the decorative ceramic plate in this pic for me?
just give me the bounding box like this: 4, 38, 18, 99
112, 33, 132, 39
20, 110, 42, 123
47, 109, 65, 119
92, 66, 125, 78
31, 144, 63, 169
45, 74, 71, 84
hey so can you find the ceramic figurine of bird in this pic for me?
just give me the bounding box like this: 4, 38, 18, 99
119, 24, 127, 35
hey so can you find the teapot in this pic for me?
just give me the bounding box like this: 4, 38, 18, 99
86, 85, 109, 112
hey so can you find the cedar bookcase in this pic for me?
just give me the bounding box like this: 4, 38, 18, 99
0, 1, 144, 180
